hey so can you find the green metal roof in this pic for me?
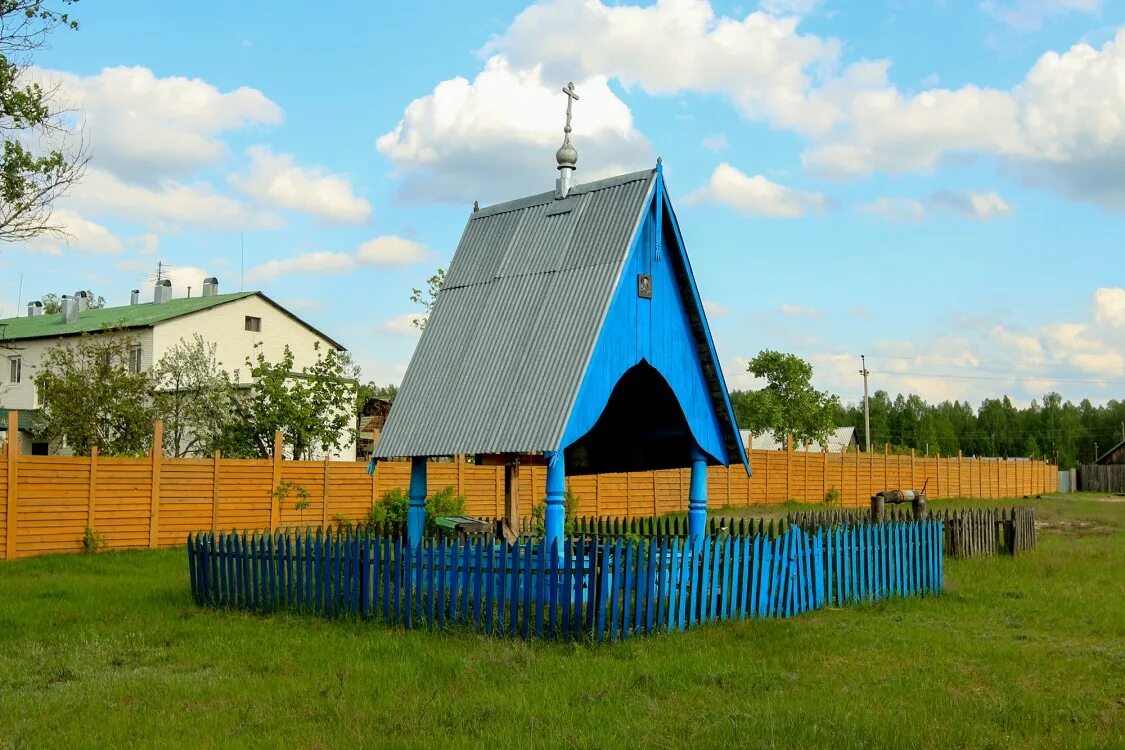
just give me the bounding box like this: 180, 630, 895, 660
0, 408, 39, 432
0, 292, 256, 342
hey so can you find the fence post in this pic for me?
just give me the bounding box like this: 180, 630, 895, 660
270, 430, 283, 531
88, 445, 98, 532
321, 452, 328, 528
935, 452, 941, 498
821, 449, 827, 503
854, 444, 859, 508
212, 450, 220, 530
884, 443, 889, 489
958, 450, 963, 497
149, 420, 164, 549
910, 449, 916, 489
5, 409, 18, 559
785, 433, 792, 500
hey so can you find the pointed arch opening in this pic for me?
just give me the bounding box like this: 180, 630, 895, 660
563, 361, 706, 476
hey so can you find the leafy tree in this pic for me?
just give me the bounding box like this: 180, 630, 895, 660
738, 350, 839, 449
226, 341, 359, 460
0, 1, 87, 243
410, 266, 445, 330
39, 290, 105, 314
34, 329, 154, 455
150, 334, 238, 457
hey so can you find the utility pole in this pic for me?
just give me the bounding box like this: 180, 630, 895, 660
860, 354, 871, 453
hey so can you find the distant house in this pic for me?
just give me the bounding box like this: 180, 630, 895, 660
0, 279, 355, 460
740, 426, 859, 453
1096, 440, 1125, 465
356, 397, 393, 460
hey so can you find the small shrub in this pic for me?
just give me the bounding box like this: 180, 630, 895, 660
425, 487, 467, 536
365, 486, 467, 535
82, 526, 106, 553
333, 514, 354, 533
366, 487, 409, 529
273, 480, 311, 524
531, 488, 581, 538
825, 486, 840, 504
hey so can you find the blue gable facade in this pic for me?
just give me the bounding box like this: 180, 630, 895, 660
560, 166, 749, 476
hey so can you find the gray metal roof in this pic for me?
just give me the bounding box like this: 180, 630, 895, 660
374, 169, 657, 458
740, 427, 859, 453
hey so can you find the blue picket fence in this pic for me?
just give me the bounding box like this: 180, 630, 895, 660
187, 520, 943, 640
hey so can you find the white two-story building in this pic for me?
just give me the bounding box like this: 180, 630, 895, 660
0, 278, 356, 459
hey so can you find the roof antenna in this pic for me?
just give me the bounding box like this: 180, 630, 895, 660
555, 81, 579, 199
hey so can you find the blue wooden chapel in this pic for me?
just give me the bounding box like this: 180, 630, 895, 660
373, 96, 748, 550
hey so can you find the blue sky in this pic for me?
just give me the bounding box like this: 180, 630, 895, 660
4, 0, 1124, 407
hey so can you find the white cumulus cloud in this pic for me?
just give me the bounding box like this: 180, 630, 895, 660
802, 30, 1125, 210
22, 209, 123, 255
355, 236, 429, 267
68, 168, 279, 231
686, 163, 829, 217
377, 55, 652, 204
230, 146, 371, 224
41, 65, 282, 182
247, 236, 432, 281
488, 0, 842, 135
930, 190, 1013, 219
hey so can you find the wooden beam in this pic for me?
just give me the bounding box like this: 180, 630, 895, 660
148, 420, 163, 549
5, 409, 18, 559
270, 431, 283, 531
322, 455, 330, 528
88, 445, 98, 532
502, 458, 519, 544
212, 450, 220, 530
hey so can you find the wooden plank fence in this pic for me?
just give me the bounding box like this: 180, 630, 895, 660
187, 519, 945, 641
551, 506, 1036, 559
1077, 464, 1125, 493
0, 413, 1056, 560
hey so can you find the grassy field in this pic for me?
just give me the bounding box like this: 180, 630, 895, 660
1, 497, 1123, 749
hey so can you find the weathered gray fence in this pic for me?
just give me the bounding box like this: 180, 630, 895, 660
1077, 464, 1125, 493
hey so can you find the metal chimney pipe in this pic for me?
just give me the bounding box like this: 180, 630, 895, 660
74, 291, 90, 313
61, 295, 78, 324
130, 289, 140, 305
27, 301, 43, 317
202, 276, 218, 297
153, 279, 171, 304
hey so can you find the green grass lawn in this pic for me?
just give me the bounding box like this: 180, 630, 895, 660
1, 497, 1123, 749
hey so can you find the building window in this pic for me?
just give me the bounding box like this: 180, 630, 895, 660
244, 316, 262, 333
129, 345, 143, 374
8, 356, 20, 384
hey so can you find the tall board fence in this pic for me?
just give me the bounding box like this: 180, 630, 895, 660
0, 414, 1056, 559
187, 519, 945, 641
1077, 464, 1125, 493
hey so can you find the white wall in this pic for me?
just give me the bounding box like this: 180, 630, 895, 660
151, 296, 356, 461
0, 329, 154, 411
0, 295, 356, 461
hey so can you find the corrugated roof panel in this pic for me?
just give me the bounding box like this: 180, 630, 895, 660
374, 169, 657, 458
444, 209, 523, 288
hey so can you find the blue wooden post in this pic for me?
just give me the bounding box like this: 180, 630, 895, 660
407, 456, 427, 548
688, 446, 708, 546
544, 450, 566, 555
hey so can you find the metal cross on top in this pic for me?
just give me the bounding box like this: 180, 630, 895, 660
561, 81, 579, 136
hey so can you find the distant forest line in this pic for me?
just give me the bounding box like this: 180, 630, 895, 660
731, 390, 1125, 470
